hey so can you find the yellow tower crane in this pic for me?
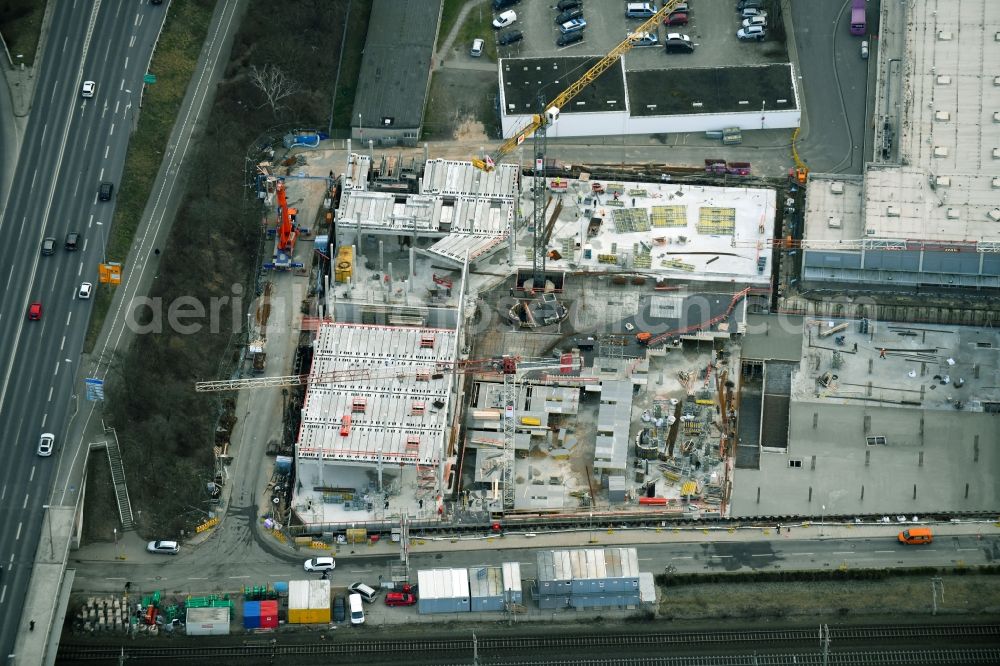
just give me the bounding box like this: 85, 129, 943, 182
471, 0, 687, 172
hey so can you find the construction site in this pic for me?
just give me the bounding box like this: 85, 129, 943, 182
190, 0, 999, 540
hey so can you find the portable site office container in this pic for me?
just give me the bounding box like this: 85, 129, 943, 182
287, 579, 331, 624
502, 561, 523, 605
417, 568, 471, 614
185, 607, 231, 636
536, 548, 641, 610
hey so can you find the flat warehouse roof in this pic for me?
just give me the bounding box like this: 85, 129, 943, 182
500, 57, 627, 115
352, 0, 441, 129
626, 64, 797, 116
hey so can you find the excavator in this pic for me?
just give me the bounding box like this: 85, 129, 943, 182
472, 0, 687, 172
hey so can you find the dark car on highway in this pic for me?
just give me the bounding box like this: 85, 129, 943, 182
497, 30, 523, 46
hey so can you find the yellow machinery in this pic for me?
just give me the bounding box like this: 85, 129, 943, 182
334, 245, 353, 283
472, 0, 686, 172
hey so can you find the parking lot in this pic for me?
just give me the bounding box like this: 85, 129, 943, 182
492, 0, 788, 70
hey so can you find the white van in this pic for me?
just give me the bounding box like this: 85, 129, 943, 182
349, 582, 378, 603
349, 593, 365, 625
470, 38, 484, 57
626, 2, 656, 18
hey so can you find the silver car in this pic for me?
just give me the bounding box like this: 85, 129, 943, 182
37, 433, 55, 457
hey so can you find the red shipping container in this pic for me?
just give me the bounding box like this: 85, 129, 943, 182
259, 600, 279, 629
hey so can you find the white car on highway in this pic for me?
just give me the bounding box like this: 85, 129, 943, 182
37, 433, 55, 457
78, 282, 93, 299
81, 80, 96, 98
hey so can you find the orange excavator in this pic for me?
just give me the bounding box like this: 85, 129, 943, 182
269, 179, 300, 270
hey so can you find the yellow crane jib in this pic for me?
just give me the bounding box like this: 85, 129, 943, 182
472, 0, 683, 172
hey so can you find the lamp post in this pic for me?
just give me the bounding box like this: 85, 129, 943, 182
820, 504, 826, 537
113, 527, 119, 559
42, 505, 54, 560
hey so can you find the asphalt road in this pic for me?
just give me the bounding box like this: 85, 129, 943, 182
790, 0, 877, 173
68, 532, 1000, 595
0, 1, 165, 658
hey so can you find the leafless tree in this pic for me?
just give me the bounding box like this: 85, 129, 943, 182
249, 64, 299, 115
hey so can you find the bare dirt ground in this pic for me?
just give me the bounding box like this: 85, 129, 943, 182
422, 68, 498, 142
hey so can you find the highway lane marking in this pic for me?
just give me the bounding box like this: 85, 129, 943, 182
751, 553, 771, 557
709, 555, 733, 559
83, 238, 88, 252
104, 144, 110, 158
958, 548, 979, 552
29, 467, 35, 482
227, 576, 250, 579
88, 213, 94, 229
1, 484, 6, 500
54, 362, 60, 377
638, 558, 653, 562
84, 127, 91, 151
93, 0, 240, 383
671, 556, 694, 560
41, 123, 48, 143
1, 585, 6, 604
833, 551, 855, 555
16, 522, 22, 540
188, 577, 208, 580
48, 386, 53, 402
66, 311, 72, 326
114, 100, 120, 115
789, 553, 815, 556
874, 550, 895, 554
22, 493, 29, 509
41, 413, 47, 428
124, 56, 129, 70
105, 577, 126, 581
99, 167, 105, 180
60, 336, 66, 351
348, 570, 368, 573
77, 261, 83, 276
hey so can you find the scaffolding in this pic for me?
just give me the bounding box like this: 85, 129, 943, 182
696, 207, 736, 235
650, 205, 687, 228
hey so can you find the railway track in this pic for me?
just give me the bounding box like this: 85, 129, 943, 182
57, 623, 1000, 661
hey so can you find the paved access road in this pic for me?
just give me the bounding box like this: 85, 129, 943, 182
0, 2, 166, 658
69, 531, 1000, 596
790, 0, 876, 173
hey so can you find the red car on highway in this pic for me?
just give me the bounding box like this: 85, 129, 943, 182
28, 302, 42, 320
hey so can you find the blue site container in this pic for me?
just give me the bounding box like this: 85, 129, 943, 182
243, 601, 261, 629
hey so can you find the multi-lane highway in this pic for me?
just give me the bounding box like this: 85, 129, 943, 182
0, 1, 165, 657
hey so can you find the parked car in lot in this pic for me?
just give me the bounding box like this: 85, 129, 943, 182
556, 0, 581, 10
664, 12, 688, 26
737, 25, 766, 41
37, 433, 55, 457
303, 556, 335, 572
554, 8, 583, 24
147, 540, 180, 554
742, 16, 767, 29
497, 30, 523, 46
470, 38, 484, 57
492, 10, 516, 29
348, 582, 378, 603
559, 17, 586, 34
664, 33, 694, 53
741, 8, 767, 19
333, 596, 346, 622
349, 593, 365, 625
492, 0, 519, 9
738, 0, 763, 11
630, 31, 659, 47
385, 592, 417, 607
556, 31, 584, 47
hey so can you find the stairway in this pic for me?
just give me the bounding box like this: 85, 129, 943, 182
104, 435, 135, 531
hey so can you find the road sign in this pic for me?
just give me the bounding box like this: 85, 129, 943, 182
85, 378, 105, 401
144, 73, 156, 84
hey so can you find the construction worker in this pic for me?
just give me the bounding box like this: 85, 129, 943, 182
880, 348, 887, 359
